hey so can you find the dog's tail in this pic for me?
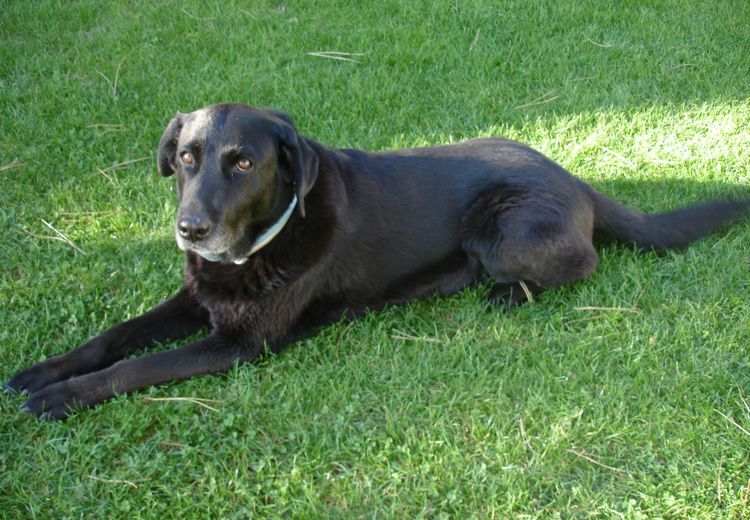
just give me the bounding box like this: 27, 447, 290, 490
588, 188, 750, 251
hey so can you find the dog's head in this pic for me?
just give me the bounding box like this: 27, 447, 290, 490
157, 104, 318, 264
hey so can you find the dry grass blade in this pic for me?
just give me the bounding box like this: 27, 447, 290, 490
738, 387, 750, 416
142, 396, 221, 412
306, 51, 364, 63
566, 448, 627, 474
180, 7, 215, 20
96, 70, 113, 91
97, 167, 117, 185
518, 419, 534, 454
600, 146, 636, 170
86, 123, 125, 134
99, 156, 149, 173
564, 314, 608, 326
518, 280, 534, 303
60, 210, 126, 222
95, 58, 125, 97
469, 28, 481, 51
113, 58, 124, 97
40, 219, 86, 255
716, 409, 750, 437
307, 51, 366, 56
306, 54, 358, 63
159, 441, 209, 454
160, 441, 188, 449
59, 210, 124, 215
515, 91, 560, 109
573, 306, 639, 313
584, 36, 615, 48
646, 158, 679, 165
0, 160, 24, 173
335, 321, 356, 351
391, 329, 444, 344
88, 475, 139, 488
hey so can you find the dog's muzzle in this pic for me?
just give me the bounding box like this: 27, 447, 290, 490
176, 194, 298, 265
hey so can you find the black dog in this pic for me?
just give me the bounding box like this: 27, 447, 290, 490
7, 103, 748, 418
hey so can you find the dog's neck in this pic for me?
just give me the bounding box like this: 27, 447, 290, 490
233, 194, 298, 265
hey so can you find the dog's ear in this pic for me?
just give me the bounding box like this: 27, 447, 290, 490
272, 112, 319, 218
157, 112, 186, 177
266, 108, 296, 128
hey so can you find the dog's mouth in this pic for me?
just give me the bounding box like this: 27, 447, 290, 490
175, 194, 298, 265
193, 249, 229, 263
176, 194, 298, 265
199, 248, 250, 265
176, 239, 250, 265
174, 217, 252, 264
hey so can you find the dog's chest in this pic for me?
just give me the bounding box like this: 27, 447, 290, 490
185, 254, 291, 323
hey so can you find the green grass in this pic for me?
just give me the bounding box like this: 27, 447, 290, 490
2, 0, 750, 517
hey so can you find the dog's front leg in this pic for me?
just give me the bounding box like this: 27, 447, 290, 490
20, 334, 250, 419
6, 289, 210, 395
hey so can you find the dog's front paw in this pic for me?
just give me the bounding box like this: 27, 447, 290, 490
21, 380, 87, 420
6, 359, 68, 395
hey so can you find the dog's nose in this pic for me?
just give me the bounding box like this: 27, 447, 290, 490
178, 216, 211, 242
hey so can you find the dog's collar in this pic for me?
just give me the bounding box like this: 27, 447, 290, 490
232, 194, 297, 265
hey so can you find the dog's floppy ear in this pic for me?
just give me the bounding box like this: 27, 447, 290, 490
266, 108, 296, 128
157, 112, 186, 177
272, 112, 319, 218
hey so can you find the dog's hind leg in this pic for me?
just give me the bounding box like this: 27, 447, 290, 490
462, 186, 599, 308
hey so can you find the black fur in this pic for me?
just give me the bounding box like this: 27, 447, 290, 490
6, 103, 749, 419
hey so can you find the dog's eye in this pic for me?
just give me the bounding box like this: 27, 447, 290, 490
180, 152, 194, 165
237, 157, 253, 171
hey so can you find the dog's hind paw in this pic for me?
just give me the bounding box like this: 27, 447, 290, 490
488, 281, 544, 309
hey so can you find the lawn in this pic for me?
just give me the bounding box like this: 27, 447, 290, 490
2, 0, 749, 517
